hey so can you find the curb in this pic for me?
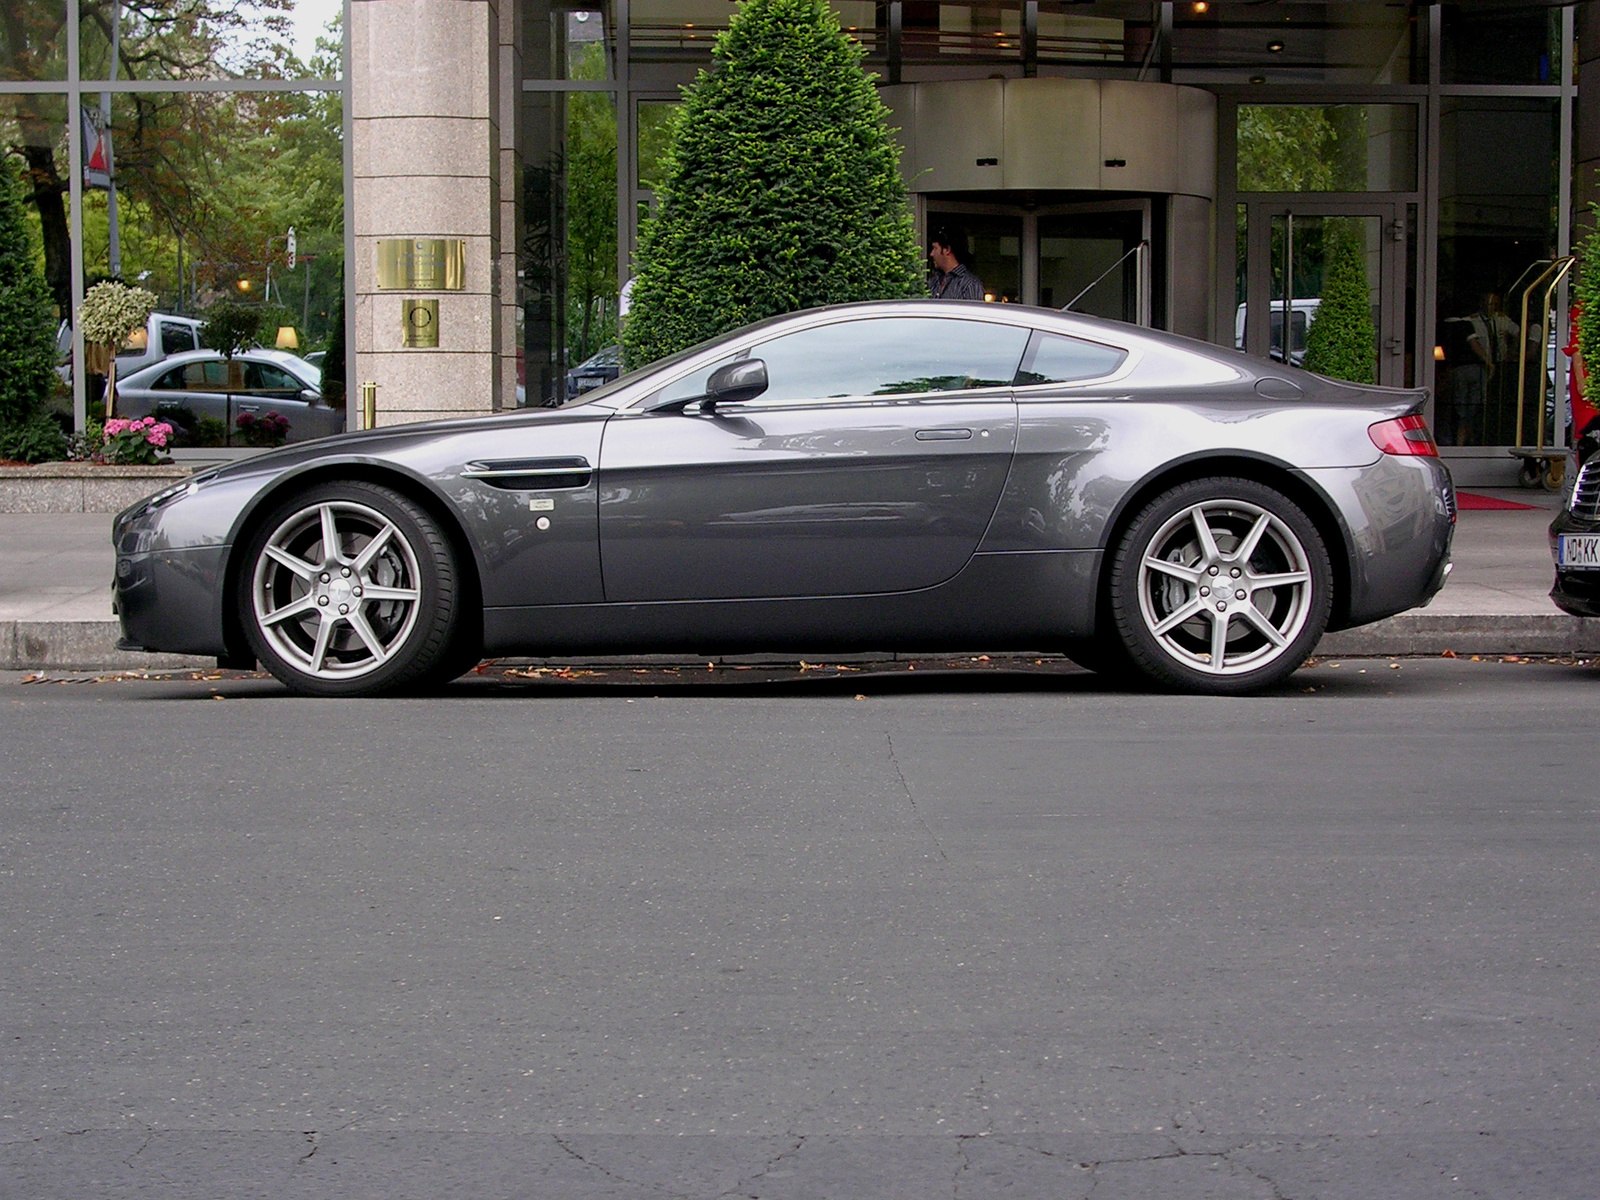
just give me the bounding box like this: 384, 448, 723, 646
0, 464, 193, 514
8, 614, 1600, 674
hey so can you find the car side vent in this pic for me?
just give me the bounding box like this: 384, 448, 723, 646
1572, 459, 1600, 521
460, 457, 593, 490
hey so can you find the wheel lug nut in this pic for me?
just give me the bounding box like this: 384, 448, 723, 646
1230, 567, 1242, 578
338, 604, 349, 615
1235, 589, 1247, 600
1216, 601, 1227, 611
1199, 586, 1210, 597
353, 586, 363, 597
341, 567, 351, 577
317, 595, 328, 606
319, 572, 330, 583
1208, 565, 1219, 575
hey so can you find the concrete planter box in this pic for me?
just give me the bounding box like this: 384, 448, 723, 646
0, 463, 194, 514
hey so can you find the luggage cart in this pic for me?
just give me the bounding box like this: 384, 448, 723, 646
1510, 256, 1575, 489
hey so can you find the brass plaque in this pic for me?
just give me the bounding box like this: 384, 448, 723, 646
402, 298, 440, 348
376, 238, 465, 291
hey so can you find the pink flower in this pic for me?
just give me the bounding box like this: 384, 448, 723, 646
103, 418, 130, 438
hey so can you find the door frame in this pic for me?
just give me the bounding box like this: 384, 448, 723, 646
917, 196, 1154, 323
1237, 197, 1413, 388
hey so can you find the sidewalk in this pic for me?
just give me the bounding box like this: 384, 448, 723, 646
2, 491, 1595, 671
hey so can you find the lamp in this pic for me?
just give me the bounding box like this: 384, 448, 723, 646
276, 326, 299, 350
123, 327, 148, 351
1434, 345, 1446, 362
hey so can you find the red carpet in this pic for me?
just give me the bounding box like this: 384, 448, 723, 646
1457, 491, 1542, 511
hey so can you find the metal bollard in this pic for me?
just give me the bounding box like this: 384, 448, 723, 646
359, 381, 377, 431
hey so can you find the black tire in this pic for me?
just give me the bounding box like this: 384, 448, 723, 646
1108, 477, 1332, 694
237, 481, 461, 697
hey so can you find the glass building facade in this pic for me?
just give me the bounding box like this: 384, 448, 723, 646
3, 1, 1588, 482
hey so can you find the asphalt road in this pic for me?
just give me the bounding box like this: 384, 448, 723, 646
2, 657, 1597, 1199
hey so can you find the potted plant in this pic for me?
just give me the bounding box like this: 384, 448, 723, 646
78, 281, 158, 419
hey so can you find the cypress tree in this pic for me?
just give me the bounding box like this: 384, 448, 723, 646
1301, 225, 1377, 385
0, 155, 59, 429
621, 0, 923, 367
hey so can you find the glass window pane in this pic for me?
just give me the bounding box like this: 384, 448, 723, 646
2, 0, 69, 79
525, 3, 615, 80
1, 93, 71, 322
927, 212, 1020, 304
1169, 1, 1417, 85
751, 317, 1029, 401
1441, 3, 1560, 86
1039, 209, 1144, 321
1435, 98, 1559, 448
1237, 105, 1416, 193
522, 90, 619, 407
1017, 332, 1126, 386
80, 0, 341, 82
636, 100, 678, 193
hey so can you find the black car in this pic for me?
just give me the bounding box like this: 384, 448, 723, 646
565, 344, 623, 400
1551, 457, 1600, 615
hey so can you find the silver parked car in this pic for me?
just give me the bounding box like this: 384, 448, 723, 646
113, 349, 341, 444
112, 301, 1454, 697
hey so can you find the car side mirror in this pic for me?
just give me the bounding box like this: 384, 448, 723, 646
705, 358, 768, 406
301, 388, 321, 404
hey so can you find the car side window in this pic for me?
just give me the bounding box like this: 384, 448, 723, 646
243, 362, 302, 395
182, 361, 233, 390
1015, 331, 1127, 388
160, 323, 197, 355
153, 366, 189, 391
751, 317, 1030, 403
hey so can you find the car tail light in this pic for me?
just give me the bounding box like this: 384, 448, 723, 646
1369, 414, 1438, 457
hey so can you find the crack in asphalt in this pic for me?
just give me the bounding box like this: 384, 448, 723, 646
297, 1130, 319, 1164
719, 1135, 806, 1199
551, 1133, 696, 1200
884, 731, 950, 863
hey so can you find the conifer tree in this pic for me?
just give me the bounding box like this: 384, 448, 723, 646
622, 0, 923, 366
1302, 224, 1377, 385
0, 155, 60, 430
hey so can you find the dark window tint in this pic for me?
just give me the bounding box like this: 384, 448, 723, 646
1015, 332, 1126, 387
160, 322, 197, 354
244, 362, 302, 393
154, 367, 189, 391
182, 360, 234, 390
752, 317, 1029, 402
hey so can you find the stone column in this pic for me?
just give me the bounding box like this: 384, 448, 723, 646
350, 0, 513, 426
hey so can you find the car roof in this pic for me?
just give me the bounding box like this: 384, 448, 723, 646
120, 347, 320, 385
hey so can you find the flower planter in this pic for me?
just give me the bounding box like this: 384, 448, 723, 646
0, 462, 194, 514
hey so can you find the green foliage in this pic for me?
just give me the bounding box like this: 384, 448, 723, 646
78, 280, 158, 347
1302, 224, 1377, 384
1237, 105, 1370, 193
0, 155, 63, 427
1575, 209, 1600, 380
566, 48, 619, 363
622, 0, 923, 367
200, 299, 263, 359
0, 411, 68, 463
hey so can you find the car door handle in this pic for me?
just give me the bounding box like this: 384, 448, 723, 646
236, 404, 260, 413
915, 428, 972, 441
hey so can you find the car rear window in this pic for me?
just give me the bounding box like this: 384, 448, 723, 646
1015, 331, 1127, 388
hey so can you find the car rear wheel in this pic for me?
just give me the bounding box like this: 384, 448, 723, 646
1109, 477, 1332, 693
239, 482, 460, 697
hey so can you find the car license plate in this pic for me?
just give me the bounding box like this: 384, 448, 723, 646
1558, 534, 1600, 568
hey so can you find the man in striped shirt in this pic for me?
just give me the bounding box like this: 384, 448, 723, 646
927, 226, 986, 301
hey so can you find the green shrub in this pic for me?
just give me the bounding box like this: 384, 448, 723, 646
621, 0, 923, 367
1301, 224, 1377, 385
0, 411, 68, 463
0, 156, 59, 429
200, 299, 264, 359
1575, 211, 1600, 383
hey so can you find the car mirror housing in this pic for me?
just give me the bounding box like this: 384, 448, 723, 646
705, 359, 768, 406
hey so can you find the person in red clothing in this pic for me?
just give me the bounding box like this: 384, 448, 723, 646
1566, 304, 1600, 467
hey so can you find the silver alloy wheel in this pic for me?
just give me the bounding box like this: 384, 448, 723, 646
250, 499, 423, 680
1134, 499, 1314, 677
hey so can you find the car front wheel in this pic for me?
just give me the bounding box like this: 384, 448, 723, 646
1109, 477, 1332, 693
239, 482, 461, 697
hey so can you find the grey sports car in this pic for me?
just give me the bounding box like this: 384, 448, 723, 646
112, 301, 1454, 696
